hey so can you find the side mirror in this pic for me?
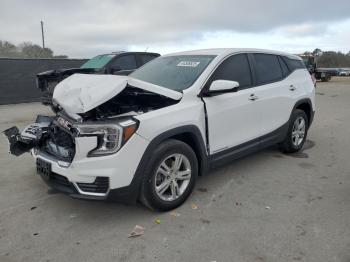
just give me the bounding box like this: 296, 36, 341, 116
207, 80, 239, 95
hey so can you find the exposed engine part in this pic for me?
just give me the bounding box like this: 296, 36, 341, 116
80, 86, 178, 120
43, 126, 75, 161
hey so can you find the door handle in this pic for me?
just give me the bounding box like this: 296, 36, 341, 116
249, 94, 259, 101
289, 85, 296, 91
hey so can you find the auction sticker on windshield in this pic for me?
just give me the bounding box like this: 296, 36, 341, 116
177, 61, 200, 67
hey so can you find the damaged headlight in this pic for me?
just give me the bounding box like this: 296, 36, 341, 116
75, 119, 138, 157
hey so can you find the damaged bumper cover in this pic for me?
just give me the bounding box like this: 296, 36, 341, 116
3, 115, 52, 156
3, 114, 150, 203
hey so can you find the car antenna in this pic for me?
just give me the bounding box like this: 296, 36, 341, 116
144, 46, 149, 52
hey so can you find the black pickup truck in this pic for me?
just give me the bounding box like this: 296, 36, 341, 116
37, 51, 160, 111
299, 54, 331, 82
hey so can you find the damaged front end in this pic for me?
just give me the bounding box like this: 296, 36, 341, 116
3, 115, 75, 161
3, 73, 181, 200
4, 74, 180, 158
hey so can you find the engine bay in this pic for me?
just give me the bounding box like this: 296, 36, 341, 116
80, 86, 178, 120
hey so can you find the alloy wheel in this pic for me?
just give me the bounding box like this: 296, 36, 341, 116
291, 116, 306, 147
154, 153, 192, 201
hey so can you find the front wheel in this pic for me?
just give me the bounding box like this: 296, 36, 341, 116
280, 109, 309, 153
140, 139, 198, 211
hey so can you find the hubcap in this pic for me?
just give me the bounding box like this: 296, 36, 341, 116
154, 153, 191, 201
292, 116, 306, 147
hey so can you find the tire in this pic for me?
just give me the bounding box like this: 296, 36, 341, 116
139, 139, 198, 211
280, 109, 309, 153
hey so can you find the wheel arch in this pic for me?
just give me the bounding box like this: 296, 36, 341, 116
107, 125, 209, 203
293, 98, 314, 125
144, 125, 209, 177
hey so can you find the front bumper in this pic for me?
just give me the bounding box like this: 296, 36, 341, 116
33, 132, 150, 202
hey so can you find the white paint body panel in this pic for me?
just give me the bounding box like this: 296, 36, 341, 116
203, 87, 262, 153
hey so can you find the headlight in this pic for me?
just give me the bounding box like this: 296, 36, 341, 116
75, 119, 138, 157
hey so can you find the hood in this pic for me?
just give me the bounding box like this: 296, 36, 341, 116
53, 73, 182, 114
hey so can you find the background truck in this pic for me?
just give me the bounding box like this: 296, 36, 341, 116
299, 54, 332, 82
37, 51, 160, 111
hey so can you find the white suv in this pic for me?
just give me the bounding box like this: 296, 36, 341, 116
5, 48, 315, 210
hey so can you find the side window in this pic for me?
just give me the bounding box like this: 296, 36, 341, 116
110, 55, 137, 70
278, 56, 290, 77
253, 54, 283, 85
282, 56, 306, 71
140, 54, 157, 65
208, 53, 252, 89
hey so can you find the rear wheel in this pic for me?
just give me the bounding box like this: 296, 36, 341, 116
140, 139, 198, 211
280, 109, 309, 153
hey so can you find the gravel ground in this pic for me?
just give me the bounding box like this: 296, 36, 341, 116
0, 77, 349, 262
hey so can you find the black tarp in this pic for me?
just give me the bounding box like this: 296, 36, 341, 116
0, 58, 87, 105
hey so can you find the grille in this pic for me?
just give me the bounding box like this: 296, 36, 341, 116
77, 177, 109, 194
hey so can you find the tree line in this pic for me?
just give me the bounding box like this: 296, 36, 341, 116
0, 40, 67, 59
302, 48, 350, 68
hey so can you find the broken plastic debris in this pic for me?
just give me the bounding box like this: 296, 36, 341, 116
128, 225, 145, 238
155, 219, 161, 224
191, 204, 199, 210
169, 211, 180, 217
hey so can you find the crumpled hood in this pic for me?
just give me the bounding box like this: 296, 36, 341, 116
53, 73, 182, 114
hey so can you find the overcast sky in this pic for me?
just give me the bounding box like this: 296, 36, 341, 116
1, 0, 350, 58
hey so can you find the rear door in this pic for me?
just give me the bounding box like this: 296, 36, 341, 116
250, 53, 294, 135
203, 53, 263, 154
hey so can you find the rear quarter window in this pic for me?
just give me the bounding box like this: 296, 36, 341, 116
282, 56, 306, 71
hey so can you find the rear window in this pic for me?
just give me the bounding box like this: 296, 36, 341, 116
253, 54, 283, 84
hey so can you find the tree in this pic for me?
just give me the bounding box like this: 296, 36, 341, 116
19, 42, 54, 58
312, 48, 322, 56
0, 39, 68, 59
0, 40, 19, 57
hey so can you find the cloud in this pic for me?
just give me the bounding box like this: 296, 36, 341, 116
0, 0, 349, 57
277, 23, 329, 37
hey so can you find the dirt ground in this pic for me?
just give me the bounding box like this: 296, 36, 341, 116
0, 77, 349, 262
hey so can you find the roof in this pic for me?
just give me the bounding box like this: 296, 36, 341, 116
164, 48, 301, 60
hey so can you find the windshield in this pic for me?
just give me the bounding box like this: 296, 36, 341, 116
80, 54, 115, 69
130, 55, 216, 91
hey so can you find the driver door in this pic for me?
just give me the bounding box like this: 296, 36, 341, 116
203, 53, 263, 154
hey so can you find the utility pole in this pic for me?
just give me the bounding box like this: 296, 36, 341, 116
40, 21, 45, 49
